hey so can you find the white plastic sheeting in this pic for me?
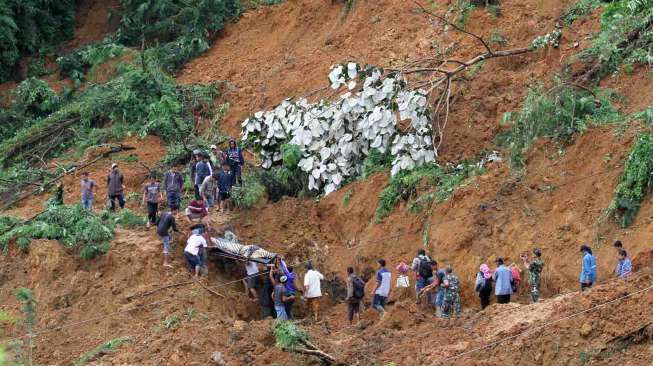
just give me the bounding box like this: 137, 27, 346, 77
241, 63, 437, 195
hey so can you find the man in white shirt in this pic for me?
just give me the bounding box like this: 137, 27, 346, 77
184, 232, 207, 280
303, 262, 324, 322
243, 261, 259, 300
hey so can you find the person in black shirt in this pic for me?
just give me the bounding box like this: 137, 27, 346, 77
157, 210, 179, 268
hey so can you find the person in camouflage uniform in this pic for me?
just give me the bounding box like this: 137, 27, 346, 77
441, 266, 461, 319
522, 248, 544, 303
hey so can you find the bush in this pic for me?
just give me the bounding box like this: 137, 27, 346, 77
0, 78, 60, 141
273, 321, 309, 350
579, 0, 653, 81
607, 133, 653, 227
560, 0, 602, 26
0, 204, 118, 259
114, 208, 147, 228
73, 337, 133, 366
57, 39, 127, 85
497, 81, 619, 167
361, 149, 392, 179
232, 180, 266, 209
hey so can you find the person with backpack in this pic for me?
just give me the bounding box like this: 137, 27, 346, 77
474, 263, 493, 309
162, 166, 184, 215
493, 258, 513, 304
441, 266, 461, 319
580, 245, 597, 291
411, 249, 434, 306
522, 248, 544, 302
226, 139, 244, 186
345, 267, 365, 325
370, 259, 392, 318
107, 163, 125, 211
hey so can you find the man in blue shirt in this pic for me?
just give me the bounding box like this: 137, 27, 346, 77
226, 139, 245, 186
615, 249, 632, 279
492, 257, 513, 304
370, 259, 392, 318
218, 162, 235, 213
580, 245, 597, 290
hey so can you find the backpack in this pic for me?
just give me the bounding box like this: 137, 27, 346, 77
352, 276, 365, 299
418, 257, 433, 279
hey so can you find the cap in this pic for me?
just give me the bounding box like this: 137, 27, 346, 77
210, 144, 218, 149
192, 149, 202, 156
111, 163, 118, 169
279, 275, 288, 283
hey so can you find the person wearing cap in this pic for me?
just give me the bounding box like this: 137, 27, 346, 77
200, 172, 219, 210
492, 257, 513, 304
80, 172, 97, 211
226, 139, 244, 186
209, 144, 225, 169
107, 163, 125, 211
522, 248, 544, 303
580, 245, 597, 291
270, 271, 295, 321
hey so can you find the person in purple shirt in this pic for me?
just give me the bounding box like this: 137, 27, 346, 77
279, 258, 298, 319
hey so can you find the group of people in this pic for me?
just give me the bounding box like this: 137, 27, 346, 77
78, 139, 246, 223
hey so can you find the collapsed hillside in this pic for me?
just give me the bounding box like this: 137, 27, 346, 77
1, 0, 653, 365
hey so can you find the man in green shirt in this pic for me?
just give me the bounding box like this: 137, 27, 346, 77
522, 248, 544, 303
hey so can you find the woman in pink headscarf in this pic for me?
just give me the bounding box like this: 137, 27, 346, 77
474, 263, 494, 309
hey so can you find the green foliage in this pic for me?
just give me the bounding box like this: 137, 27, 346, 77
0, 78, 60, 141
118, 0, 241, 71
450, 0, 476, 28
342, 189, 353, 206
232, 179, 266, 209
114, 208, 147, 228
361, 149, 392, 179
490, 31, 508, 47
607, 133, 653, 227
273, 321, 309, 350
580, 0, 653, 81
497, 81, 619, 168
0, 205, 118, 259
73, 336, 133, 366
375, 163, 481, 221
163, 314, 181, 330
561, 0, 602, 26
0, 0, 77, 82
57, 39, 128, 85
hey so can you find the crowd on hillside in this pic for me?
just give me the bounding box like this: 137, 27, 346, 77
77, 138, 637, 322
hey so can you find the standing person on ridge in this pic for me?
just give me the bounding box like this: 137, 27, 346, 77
107, 163, 125, 211
209, 144, 225, 169
492, 258, 513, 304
345, 267, 365, 325
79, 172, 96, 211
142, 175, 163, 228
162, 166, 184, 216
411, 249, 433, 306
217, 162, 235, 213
441, 266, 461, 319
226, 139, 244, 186
156, 209, 178, 268
474, 263, 493, 309
370, 259, 392, 319
615, 249, 632, 279
303, 262, 324, 322
579, 245, 597, 291
191, 150, 212, 200
270, 272, 294, 321
522, 248, 544, 303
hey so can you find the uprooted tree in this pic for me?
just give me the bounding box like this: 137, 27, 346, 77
241, 1, 561, 195
273, 321, 341, 365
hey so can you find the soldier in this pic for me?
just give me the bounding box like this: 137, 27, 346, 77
522, 248, 544, 303
441, 266, 461, 319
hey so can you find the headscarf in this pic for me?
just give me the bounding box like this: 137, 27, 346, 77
395, 261, 409, 274
480, 263, 492, 279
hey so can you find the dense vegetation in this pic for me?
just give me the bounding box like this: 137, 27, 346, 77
0, 0, 77, 82
608, 133, 653, 227
497, 81, 619, 168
